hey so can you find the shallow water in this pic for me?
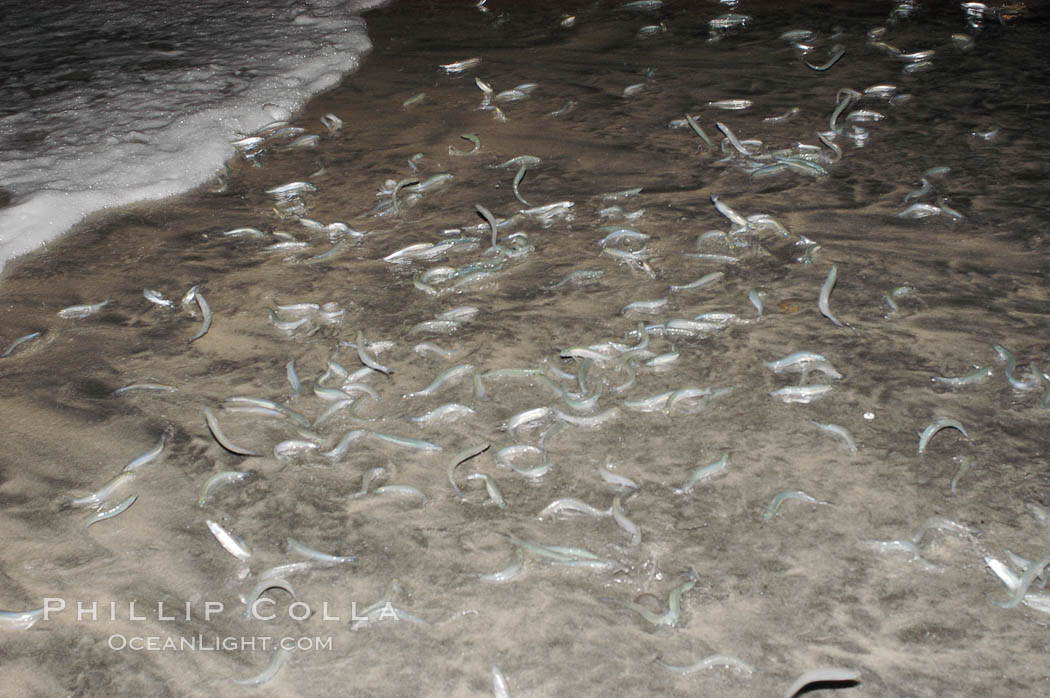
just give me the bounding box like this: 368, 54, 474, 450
0, 0, 382, 270
1, 1, 1049, 696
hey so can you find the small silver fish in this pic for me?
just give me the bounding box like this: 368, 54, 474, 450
707, 99, 753, 110
58, 300, 109, 319
440, 57, 482, 73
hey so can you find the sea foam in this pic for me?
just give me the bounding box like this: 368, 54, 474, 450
0, 0, 389, 274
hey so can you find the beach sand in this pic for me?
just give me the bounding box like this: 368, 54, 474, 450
1, 1, 1049, 695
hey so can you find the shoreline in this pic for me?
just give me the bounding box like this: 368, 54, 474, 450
0, 0, 390, 281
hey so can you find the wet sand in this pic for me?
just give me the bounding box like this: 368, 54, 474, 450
1, 1, 1049, 696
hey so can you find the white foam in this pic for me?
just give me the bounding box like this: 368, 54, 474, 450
0, 0, 390, 274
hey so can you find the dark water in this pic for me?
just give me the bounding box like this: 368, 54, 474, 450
1, 1, 1049, 696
